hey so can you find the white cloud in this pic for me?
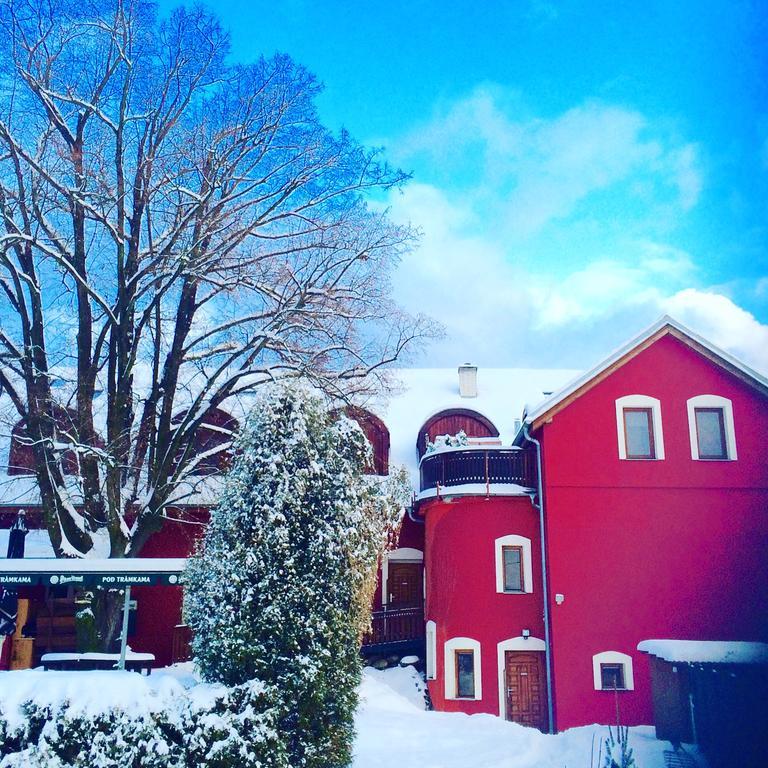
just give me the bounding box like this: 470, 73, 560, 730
390, 89, 703, 238
382, 88, 767, 373
662, 289, 768, 376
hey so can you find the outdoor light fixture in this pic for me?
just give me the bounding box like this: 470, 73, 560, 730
522, 629, 530, 639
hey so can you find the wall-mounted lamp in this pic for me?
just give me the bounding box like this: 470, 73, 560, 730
522, 629, 530, 639
555, 593, 565, 605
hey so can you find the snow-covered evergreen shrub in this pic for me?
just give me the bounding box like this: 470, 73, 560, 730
184, 385, 404, 768
0, 679, 287, 768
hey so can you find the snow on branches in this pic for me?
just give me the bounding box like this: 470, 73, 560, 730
184, 385, 405, 767
0, 0, 435, 644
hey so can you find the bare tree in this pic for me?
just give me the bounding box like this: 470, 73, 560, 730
0, 0, 433, 645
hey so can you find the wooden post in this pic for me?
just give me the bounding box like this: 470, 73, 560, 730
117, 585, 131, 670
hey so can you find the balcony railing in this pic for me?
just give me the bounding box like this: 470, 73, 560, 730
362, 606, 424, 649
419, 447, 537, 494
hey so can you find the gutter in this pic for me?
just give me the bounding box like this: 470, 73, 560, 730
407, 496, 424, 525
523, 422, 555, 734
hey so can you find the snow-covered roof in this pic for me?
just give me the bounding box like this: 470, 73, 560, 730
0, 366, 578, 503
0, 528, 55, 558
356, 367, 578, 484
637, 639, 768, 666
519, 315, 768, 433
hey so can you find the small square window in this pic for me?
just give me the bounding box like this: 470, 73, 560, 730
502, 546, 524, 592
623, 408, 655, 459
600, 663, 625, 690
694, 408, 727, 459
455, 650, 475, 698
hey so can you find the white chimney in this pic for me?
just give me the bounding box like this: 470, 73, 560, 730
458, 363, 478, 398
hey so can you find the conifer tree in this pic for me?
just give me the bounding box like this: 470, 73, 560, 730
184, 386, 406, 767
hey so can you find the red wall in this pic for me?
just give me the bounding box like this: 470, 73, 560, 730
539, 335, 768, 730
423, 495, 545, 715
128, 509, 206, 666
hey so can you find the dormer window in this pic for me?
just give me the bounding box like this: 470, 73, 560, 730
172, 408, 239, 476
342, 407, 390, 475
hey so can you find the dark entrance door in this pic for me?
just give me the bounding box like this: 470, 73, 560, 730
505, 651, 548, 731
387, 562, 422, 607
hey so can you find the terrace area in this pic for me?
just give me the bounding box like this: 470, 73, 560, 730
418, 445, 537, 498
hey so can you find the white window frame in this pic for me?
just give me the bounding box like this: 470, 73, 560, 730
615, 395, 665, 460
592, 651, 634, 691
426, 620, 437, 680
686, 395, 737, 461
381, 547, 423, 606
444, 637, 482, 700
496, 635, 546, 717
494, 535, 533, 594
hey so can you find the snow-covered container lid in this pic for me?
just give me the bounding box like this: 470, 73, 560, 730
637, 639, 768, 666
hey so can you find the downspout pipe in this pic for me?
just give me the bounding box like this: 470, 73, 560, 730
407, 504, 424, 524
523, 422, 555, 734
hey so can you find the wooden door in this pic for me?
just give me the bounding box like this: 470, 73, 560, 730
387, 562, 422, 608
505, 651, 548, 731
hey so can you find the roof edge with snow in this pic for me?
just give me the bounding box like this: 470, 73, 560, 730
637, 639, 768, 666
514, 315, 768, 442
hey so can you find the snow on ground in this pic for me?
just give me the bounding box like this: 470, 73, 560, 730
354, 667, 695, 768
0, 664, 698, 768
0, 663, 213, 730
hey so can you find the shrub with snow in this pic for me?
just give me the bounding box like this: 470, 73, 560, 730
0, 678, 287, 768
184, 385, 405, 767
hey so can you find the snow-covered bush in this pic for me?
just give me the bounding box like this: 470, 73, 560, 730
184, 385, 404, 767
0, 679, 287, 768
424, 429, 470, 454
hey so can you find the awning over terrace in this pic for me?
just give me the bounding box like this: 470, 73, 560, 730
0, 557, 187, 671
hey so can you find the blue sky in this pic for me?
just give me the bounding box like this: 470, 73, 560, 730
163, 0, 768, 373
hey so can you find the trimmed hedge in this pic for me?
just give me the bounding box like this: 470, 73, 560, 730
0, 679, 288, 768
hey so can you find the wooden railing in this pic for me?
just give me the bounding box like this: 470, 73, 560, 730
363, 606, 424, 647
419, 448, 537, 493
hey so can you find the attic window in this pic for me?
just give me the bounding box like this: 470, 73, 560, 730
623, 408, 655, 459
686, 395, 737, 461
343, 407, 390, 475
615, 395, 665, 461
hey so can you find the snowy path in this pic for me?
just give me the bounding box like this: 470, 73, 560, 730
354, 667, 693, 768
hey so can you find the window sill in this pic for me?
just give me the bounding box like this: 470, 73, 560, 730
502, 589, 526, 595
599, 688, 630, 693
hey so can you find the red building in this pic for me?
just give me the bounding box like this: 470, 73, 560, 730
2, 316, 767, 741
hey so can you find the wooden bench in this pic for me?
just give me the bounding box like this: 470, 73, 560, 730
41, 651, 155, 675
